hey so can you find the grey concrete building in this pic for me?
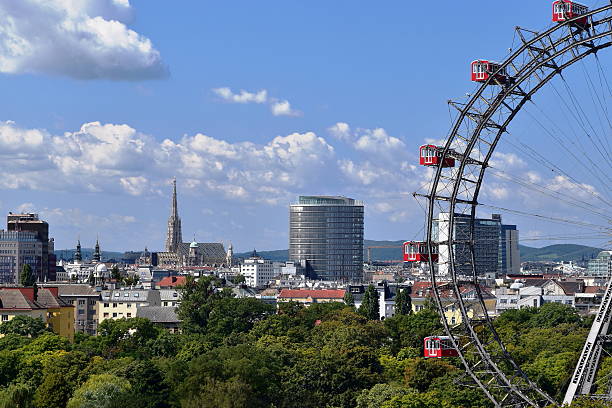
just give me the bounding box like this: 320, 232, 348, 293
588, 251, 612, 276
0, 230, 43, 284
54, 284, 100, 335
436, 213, 505, 276
496, 215, 520, 275
41, 283, 101, 335
289, 196, 364, 282
7, 213, 51, 280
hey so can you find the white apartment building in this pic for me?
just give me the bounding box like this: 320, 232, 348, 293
98, 289, 161, 323
240, 251, 276, 287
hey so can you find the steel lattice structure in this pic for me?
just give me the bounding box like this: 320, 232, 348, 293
424, 4, 612, 407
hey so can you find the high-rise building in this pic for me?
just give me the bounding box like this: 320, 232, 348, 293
588, 251, 612, 276
0, 230, 43, 283
7, 213, 51, 280
495, 214, 520, 275
289, 196, 364, 282
165, 178, 183, 253
436, 213, 510, 276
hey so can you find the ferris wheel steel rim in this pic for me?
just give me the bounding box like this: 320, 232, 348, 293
424, 4, 612, 407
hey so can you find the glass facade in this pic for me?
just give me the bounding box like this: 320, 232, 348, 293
289, 196, 364, 282
588, 251, 612, 276
435, 213, 502, 276
0, 231, 42, 283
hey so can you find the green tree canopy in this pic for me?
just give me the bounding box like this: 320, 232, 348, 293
110, 266, 121, 281
358, 285, 380, 320
20, 264, 36, 287
394, 289, 412, 316
67, 374, 131, 408
0, 316, 48, 338
176, 276, 228, 333
344, 290, 355, 307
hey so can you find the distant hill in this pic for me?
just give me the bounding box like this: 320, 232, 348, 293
236, 241, 605, 263
234, 249, 289, 262
54, 248, 126, 262
519, 244, 603, 262
235, 240, 407, 262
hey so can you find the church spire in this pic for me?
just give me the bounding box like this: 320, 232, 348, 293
93, 237, 101, 262
171, 177, 179, 219
75, 239, 82, 263
165, 177, 183, 253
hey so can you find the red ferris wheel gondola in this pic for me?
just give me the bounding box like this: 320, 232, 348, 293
424, 336, 459, 358
552, 1, 589, 25
471, 60, 509, 84
419, 145, 455, 168
403, 241, 438, 263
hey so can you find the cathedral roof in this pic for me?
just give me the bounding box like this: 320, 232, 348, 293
177, 242, 226, 263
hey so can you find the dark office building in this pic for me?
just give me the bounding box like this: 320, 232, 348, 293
289, 196, 364, 282
6, 213, 52, 281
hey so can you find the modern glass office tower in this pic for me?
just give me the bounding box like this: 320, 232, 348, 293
289, 196, 364, 282
588, 251, 612, 276
436, 213, 515, 276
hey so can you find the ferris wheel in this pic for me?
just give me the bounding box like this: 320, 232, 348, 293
414, 1, 612, 407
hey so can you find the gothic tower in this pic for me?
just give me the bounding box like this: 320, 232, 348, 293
93, 238, 101, 263
75, 239, 82, 263
165, 178, 183, 253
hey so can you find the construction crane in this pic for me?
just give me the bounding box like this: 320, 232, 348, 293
365, 245, 403, 264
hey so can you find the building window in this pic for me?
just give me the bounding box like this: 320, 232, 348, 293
113, 303, 117, 308
127, 304, 131, 308
103, 313, 109, 318
112, 313, 117, 318
104, 303, 109, 308
1, 315, 7, 321
78, 300, 85, 305
127, 313, 132, 318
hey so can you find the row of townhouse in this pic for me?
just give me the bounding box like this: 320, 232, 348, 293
494, 278, 605, 315
275, 281, 497, 324
0, 287, 74, 340
38, 278, 185, 336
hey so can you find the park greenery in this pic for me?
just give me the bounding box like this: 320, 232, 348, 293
0, 277, 607, 407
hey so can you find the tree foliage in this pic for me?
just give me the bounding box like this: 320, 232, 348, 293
343, 290, 355, 307
67, 374, 131, 408
358, 285, 379, 320
20, 264, 36, 287
0, 316, 49, 338
394, 288, 412, 316
0, 282, 600, 408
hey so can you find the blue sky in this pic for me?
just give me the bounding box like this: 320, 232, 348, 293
0, 1, 609, 252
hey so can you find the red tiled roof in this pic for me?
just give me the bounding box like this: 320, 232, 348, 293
278, 289, 345, 299
411, 281, 494, 299
157, 276, 186, 288
584, 286, 604, 294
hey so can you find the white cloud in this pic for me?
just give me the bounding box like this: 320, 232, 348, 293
270, 100, 300, 117
212, 87, 302, 117
120, 176, 149, 196
328, 122, 407, 160
328, 122, 351, 140
0, 0, 167, 80
338, 160, 389, 186
0, 120, 337, 204
213, 87, 268, 104
354, 128, 404, 156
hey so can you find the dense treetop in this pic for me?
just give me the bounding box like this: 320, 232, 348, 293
0, 277, 604, 407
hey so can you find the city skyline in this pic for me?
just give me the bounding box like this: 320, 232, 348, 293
0, 1, 609, 252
